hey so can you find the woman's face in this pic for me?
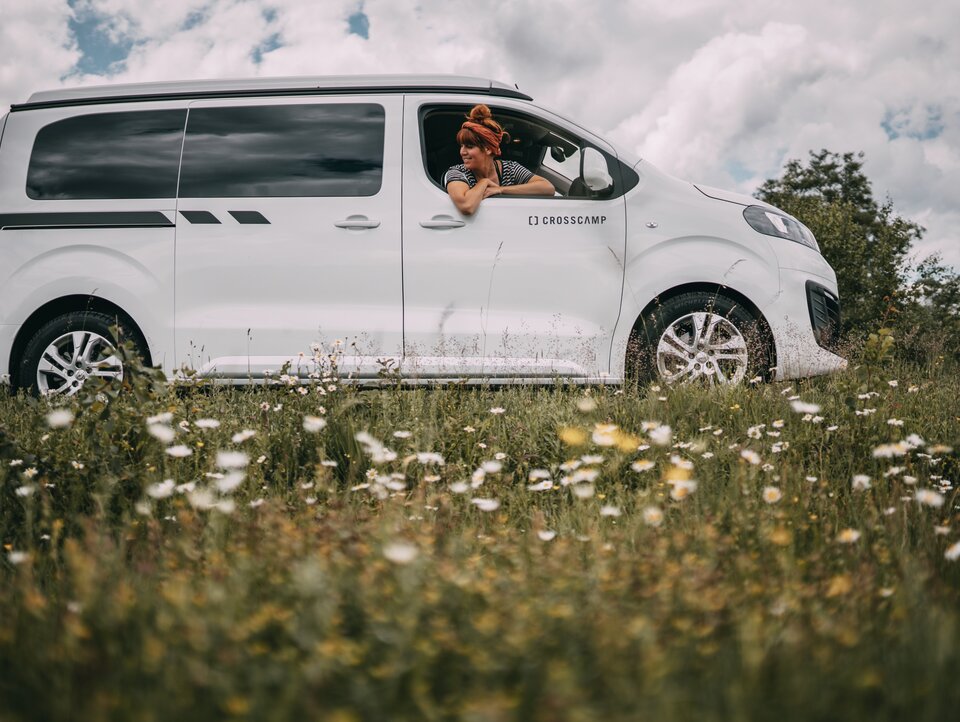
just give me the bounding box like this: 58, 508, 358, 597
460, 143, 491, 170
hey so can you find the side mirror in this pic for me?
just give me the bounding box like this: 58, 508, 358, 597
581, 147, 613, 192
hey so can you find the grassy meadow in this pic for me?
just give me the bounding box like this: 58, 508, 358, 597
1, 349, 958, 722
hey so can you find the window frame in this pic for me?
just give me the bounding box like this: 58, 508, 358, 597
417, 102, 638, 200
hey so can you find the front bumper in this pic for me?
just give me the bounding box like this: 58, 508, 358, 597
763, 267, 847, 380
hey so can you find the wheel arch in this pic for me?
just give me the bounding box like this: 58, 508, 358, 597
624, 282, 777, 377
9, 295, 153, 384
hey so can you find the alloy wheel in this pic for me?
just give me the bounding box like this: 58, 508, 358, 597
655, 311, 749, 385
36, 331, 123, 396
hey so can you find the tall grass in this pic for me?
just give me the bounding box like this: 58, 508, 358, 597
1, 355, 957, 721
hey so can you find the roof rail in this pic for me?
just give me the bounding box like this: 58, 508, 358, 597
11, 75, 533, 112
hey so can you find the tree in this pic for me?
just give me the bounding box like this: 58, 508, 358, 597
756, 150, 923, 333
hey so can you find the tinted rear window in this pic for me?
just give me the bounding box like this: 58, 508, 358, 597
27, 110, 186, 200
178, 103, 384, 198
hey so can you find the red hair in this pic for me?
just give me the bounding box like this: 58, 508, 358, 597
456, 104, 509, 157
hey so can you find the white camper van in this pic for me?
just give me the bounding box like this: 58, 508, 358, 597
0, 75, 844, 395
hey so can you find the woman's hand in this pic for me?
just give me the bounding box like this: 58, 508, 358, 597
481, 181, 501, 199
484, 175, 556, 199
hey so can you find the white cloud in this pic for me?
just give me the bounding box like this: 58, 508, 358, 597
611, 22, 838, 176
0, 0, 957, 267
1, 2, 78, 106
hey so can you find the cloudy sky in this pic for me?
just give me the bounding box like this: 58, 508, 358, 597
2, 0, 958, 269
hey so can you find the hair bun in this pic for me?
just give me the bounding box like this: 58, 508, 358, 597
468, 104, 493, 123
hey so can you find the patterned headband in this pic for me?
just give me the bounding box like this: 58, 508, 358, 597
461, 121, 503, 157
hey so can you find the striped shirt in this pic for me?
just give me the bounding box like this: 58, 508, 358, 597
443, 160, 534, 189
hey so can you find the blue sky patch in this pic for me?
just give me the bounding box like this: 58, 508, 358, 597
724, 159, 754, 184
881, 105, 944, 141
348, 6, 370, 39
252, 33, 283, 64
68, 1, 133, 75
181, 9, 208, 32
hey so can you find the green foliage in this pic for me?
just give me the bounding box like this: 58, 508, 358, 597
859, 327, 896, 388
898, 254, 960, 363
0, 364, 958, 721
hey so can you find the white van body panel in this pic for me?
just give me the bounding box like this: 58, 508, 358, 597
0, 232, 174, 360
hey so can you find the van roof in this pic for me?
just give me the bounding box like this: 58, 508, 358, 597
14, 75, 532, 111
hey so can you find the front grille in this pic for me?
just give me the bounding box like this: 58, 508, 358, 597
806, 281, 842, 353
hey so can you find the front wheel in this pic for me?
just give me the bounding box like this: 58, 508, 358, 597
15, 311, 146, 396
628, 292, 772, 385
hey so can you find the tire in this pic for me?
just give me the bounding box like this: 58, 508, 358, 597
627, 292, 772, 385
15, 311, 147, 396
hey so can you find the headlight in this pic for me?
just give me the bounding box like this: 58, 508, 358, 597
743, 205, 820, 252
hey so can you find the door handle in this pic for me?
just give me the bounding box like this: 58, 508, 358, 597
334, 216, 380, 230
420, 216, 465, 230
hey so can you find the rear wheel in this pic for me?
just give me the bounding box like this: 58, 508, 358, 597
15, 311, 146, 396
628, 292, 772, 385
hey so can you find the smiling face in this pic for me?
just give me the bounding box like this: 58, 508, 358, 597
460, 142, 492, 171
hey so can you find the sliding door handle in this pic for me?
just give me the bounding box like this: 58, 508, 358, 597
420, 216, 465, 229
335, 215, 380, 230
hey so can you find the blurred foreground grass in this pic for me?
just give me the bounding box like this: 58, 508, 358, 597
1, 356, 958, 722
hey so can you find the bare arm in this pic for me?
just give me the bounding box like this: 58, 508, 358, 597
449, 172, 556, 215
484, 174, 555, 198
447, 178, 493, 216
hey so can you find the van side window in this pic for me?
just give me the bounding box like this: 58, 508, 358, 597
26, 110, 186, 200
179, 104, 384, 198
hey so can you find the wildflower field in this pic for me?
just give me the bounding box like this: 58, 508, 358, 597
1, 354, 958, 722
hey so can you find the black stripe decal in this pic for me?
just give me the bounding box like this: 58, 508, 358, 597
179, 210, 220, 224
0, 211, 173, 230
229, 211, 270, 224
